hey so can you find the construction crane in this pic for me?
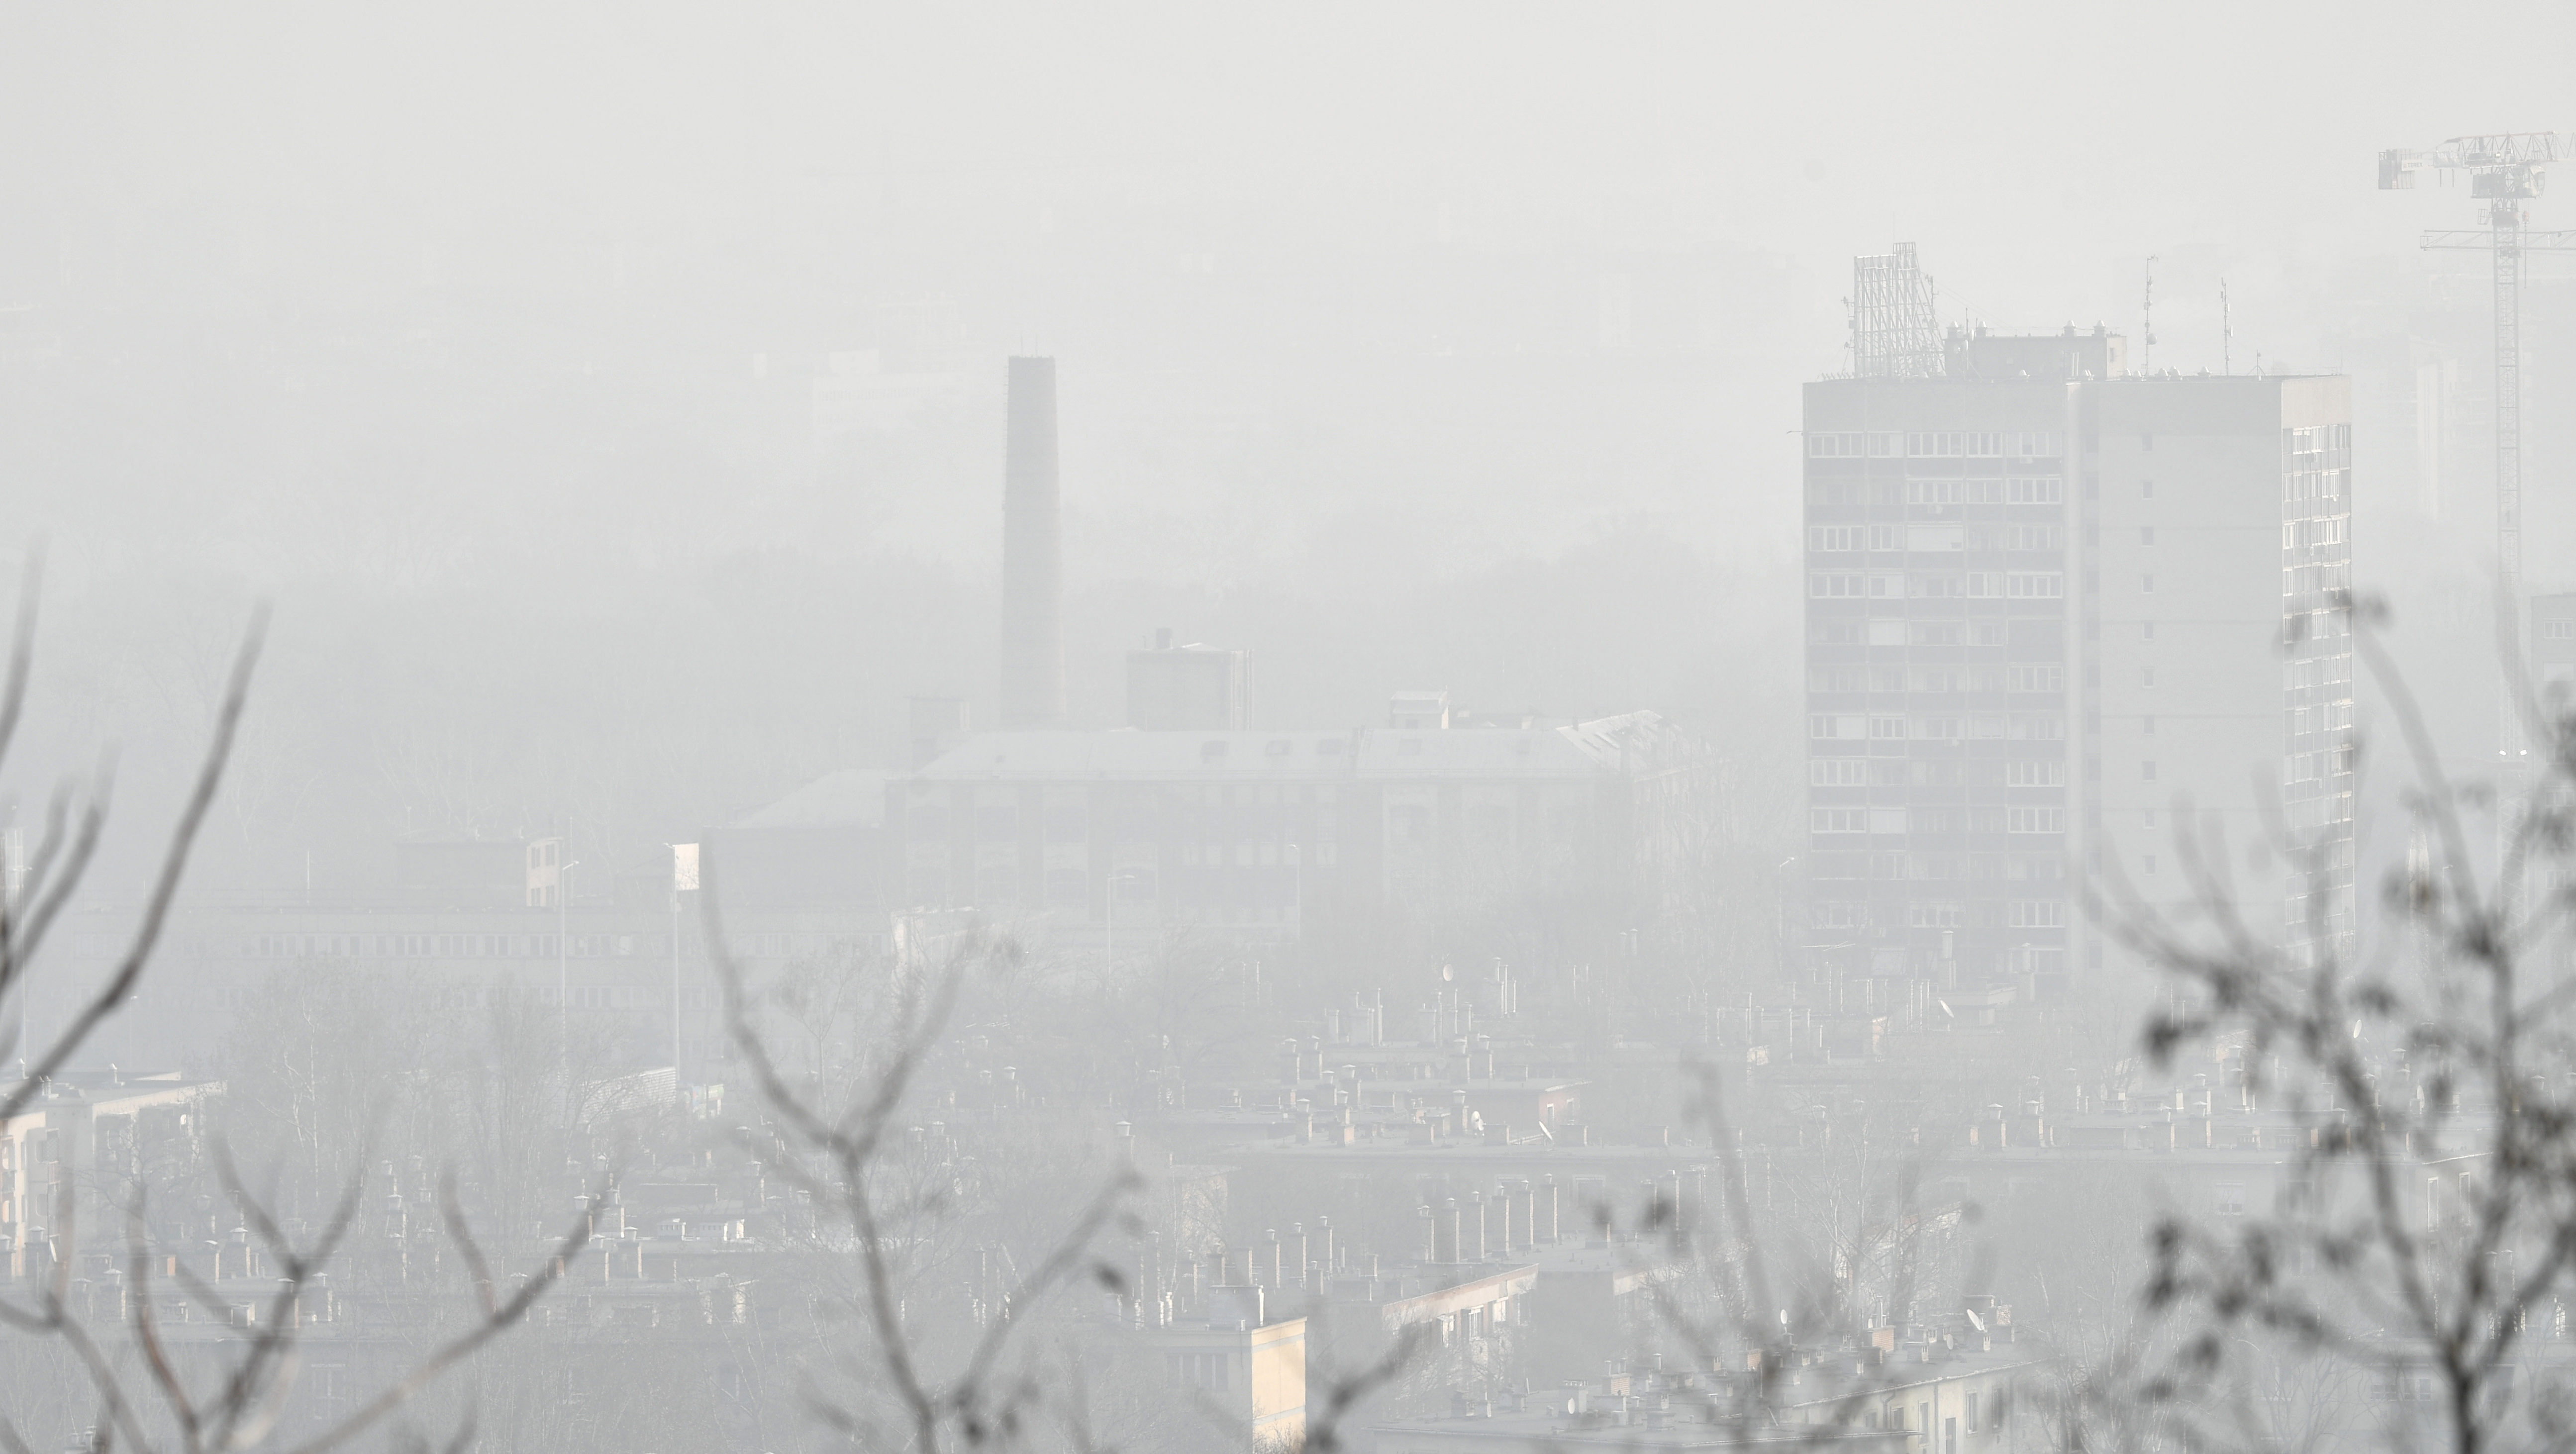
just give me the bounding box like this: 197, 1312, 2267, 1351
2380, 133, 2576, 769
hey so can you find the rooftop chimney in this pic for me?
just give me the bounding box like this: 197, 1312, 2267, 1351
999, 357, 1064, 728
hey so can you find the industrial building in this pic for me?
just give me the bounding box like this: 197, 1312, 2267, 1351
893, 705, 1698, 936
1802, 248, 2354, 998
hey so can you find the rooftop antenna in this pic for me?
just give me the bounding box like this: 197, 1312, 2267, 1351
2141, 256, 2158, 375
2220, 279, 2232, 376
1850, 243, 1942, 379
2380, 132, 2576, 777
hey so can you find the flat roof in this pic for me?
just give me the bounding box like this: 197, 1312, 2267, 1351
910, 712, 1684, 783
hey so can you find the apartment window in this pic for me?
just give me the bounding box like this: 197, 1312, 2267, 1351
1809, 525, 1864, 552
1968, 1393, 1981, 1433
2548, 621, 2576, 641
1870, 524, 1902, 551
2142, 479, 2156, 498
1812, 809, 1867, 834
2142, 574, 2156, 593
2142, 666, 2156, 687
2142, 761, 2158, 780
2005, 762, 2066, 787
2143, 715, 2157, 735
2006, 665, 2063, 692
2140, 526, 2156, 545
2141, 433, 2154, 451
2142, 620, 2156, 640
2145, 855, 2158, 875
2006, 807, 2066, 833
2216, 1183, 2247, 1217
1809, 760, 1868, 786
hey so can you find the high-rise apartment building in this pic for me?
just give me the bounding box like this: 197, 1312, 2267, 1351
1802, 323, 2353, 1000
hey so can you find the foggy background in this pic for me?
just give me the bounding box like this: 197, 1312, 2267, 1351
1, 0, 2565, 899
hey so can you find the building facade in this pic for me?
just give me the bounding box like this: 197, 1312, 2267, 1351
1802, 329, 2352, 995
893, 709, 1700, 937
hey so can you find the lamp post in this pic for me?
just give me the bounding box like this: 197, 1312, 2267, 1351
558, 856, 580, 1119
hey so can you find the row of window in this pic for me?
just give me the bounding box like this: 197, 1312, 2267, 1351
1809, 572, 2064, 600
1813, 619, 2052, 647
2282, 516, 2351, 550
2287, 422, 2352, 457
1817, 898, 2066, 928
1809, 665, 2065, 694
2288, 702, 2355, 735
1812, 807, 2067, 834
2283, 563, 2352, 598
2281, 655, 2356, 690
1906, 477, 2065, 505
1809, 523, 2064, 553
1809, 760, 2067, 787
1808, 851, 2071, 882
2286, 469, 2348, 503
1806, 431, 2060, 458
1811, 713, 2066, 742
2285, 746, 2359, 783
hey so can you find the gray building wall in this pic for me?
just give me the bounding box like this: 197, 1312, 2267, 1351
1803, 353, 2353, 995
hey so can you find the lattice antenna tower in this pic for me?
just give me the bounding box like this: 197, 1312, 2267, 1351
1852, 243, 1943, 379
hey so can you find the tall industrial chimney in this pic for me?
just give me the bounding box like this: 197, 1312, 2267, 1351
998, 357, 1065, 728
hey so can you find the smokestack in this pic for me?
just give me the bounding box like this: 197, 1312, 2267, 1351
999, 357, 1064, 728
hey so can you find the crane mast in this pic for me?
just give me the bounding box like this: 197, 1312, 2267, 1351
2381, 133, 2576, 769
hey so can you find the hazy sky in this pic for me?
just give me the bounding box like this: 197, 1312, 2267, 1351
5, 0, 2574, 886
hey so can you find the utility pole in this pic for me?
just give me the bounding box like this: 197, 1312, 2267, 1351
559, 852, 579, 1121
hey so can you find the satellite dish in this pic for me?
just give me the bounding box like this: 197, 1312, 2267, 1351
1441, 965, 1453, 982
1936, 999, 1956, 1020
1965, 1307, 1986, 1332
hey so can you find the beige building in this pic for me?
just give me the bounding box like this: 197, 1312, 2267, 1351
1151, 1307, 1309, 1451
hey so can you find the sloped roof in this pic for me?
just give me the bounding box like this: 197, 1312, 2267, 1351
734, 769, 890, 829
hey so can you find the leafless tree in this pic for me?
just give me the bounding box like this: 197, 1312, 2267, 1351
2107, 595, 2576, 1454
702, 861, 1426, 1453
0, 559, 595, 1454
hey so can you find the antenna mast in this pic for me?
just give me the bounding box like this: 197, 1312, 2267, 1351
2142, 257, 2157, 375
2220, 279, 2231, 376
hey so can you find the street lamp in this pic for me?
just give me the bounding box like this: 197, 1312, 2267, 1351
558, 856, 580, 1118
